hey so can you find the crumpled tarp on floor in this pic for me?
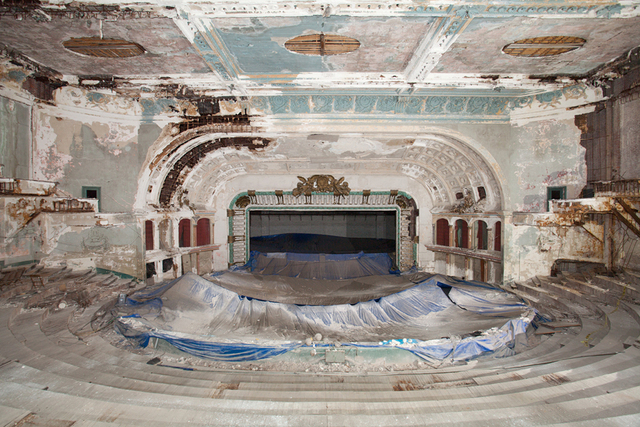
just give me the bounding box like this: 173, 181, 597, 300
116, 265, 535, 362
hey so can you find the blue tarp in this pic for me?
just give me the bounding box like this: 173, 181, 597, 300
235, 251, 398, 280
115, 268, 535, 362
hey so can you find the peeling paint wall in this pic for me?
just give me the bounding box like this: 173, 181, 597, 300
620, 95, 640, 180
44, 217, 143, 278
32, 104, 161, 213
503, 221, 603, 283
446, 119, 589, 283
510, 119, 586, 212
447, 119, 585, 213
0, 96, 31, 179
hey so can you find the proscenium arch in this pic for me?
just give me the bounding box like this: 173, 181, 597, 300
133, 123, 275, 211
135, 130, 508, 266
227, 190, 416, 270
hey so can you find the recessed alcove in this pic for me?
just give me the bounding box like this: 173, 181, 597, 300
249, 210, 397, 255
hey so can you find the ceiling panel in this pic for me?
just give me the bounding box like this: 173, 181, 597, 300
435, 16, 640, 75
211, 16, 436, 74
0, 17, 211, 75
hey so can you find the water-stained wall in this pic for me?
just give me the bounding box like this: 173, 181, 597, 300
0, 82, 598, 283
0, 97, 31, 179
32, 103, 161, 213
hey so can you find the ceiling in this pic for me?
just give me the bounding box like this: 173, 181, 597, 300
1, 1, 639, 105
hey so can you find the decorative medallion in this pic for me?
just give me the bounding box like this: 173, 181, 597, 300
503, 36, 586, 57
63, 37, 145, 58
285, 34, 360, 56
292, 175, 351, 203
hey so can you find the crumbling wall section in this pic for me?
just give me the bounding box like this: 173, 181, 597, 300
502, 217, 603, 283
0, 96, 31, 179
508, 119, 585, 213
32, 101, 162, 213
452, 118, 588, 283
0, 195, 143, 278
43, 214, 143, 278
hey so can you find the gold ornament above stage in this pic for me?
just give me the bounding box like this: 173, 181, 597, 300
292, 175, 351, 199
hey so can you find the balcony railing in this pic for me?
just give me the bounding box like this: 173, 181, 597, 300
593, 180, 640, 197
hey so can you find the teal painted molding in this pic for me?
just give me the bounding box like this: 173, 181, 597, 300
202, 25, 241, 80
406, 3, 622, 17
244, 85, 588, 118
252, 95, 513, 116
193, 30, 236, 81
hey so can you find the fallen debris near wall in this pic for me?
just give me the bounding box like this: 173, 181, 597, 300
0, 263, 139, 309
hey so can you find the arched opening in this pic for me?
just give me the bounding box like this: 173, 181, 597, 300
196, 218, 211, 246
144, 220, 154, 251
476, 220, 488, 250
436, 218, 449, 246
494, 221, 502, 251
178, 218, 191, 248
455, 219, 469, 249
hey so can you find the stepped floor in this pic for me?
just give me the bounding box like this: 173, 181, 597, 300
0, 265, 639, 425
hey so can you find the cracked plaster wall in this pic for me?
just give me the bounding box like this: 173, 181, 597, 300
432, 119, 585, 213
0, 96, 31, 179
620, 96, 640, 180
2, 86, 593, 282
441, 119, 588, 283
32, 104, 161, 213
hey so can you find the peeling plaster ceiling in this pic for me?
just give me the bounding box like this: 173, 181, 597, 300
1, 0, 639, 101
0, 17, 210, 75
436, 17, 640, 75
211, 16, 434, 73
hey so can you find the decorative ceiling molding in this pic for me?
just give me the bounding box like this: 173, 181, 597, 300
239, 85, 589, 121
4, 1, 630, 22
166, 3, 637, 95
190, 21, 239, 82
170, 2, 633, 19
250, 94, 512, 119
405, 14, 473, 81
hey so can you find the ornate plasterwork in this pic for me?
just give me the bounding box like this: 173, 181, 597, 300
138, 129, 504, 214
238, 85, 590, 121
175, 2, 634, 88
292, 175, 351, 199
173, 3, 630, 19
252, 94, 513, 119
402, 136, 503, 211
166, 137, 503, 214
